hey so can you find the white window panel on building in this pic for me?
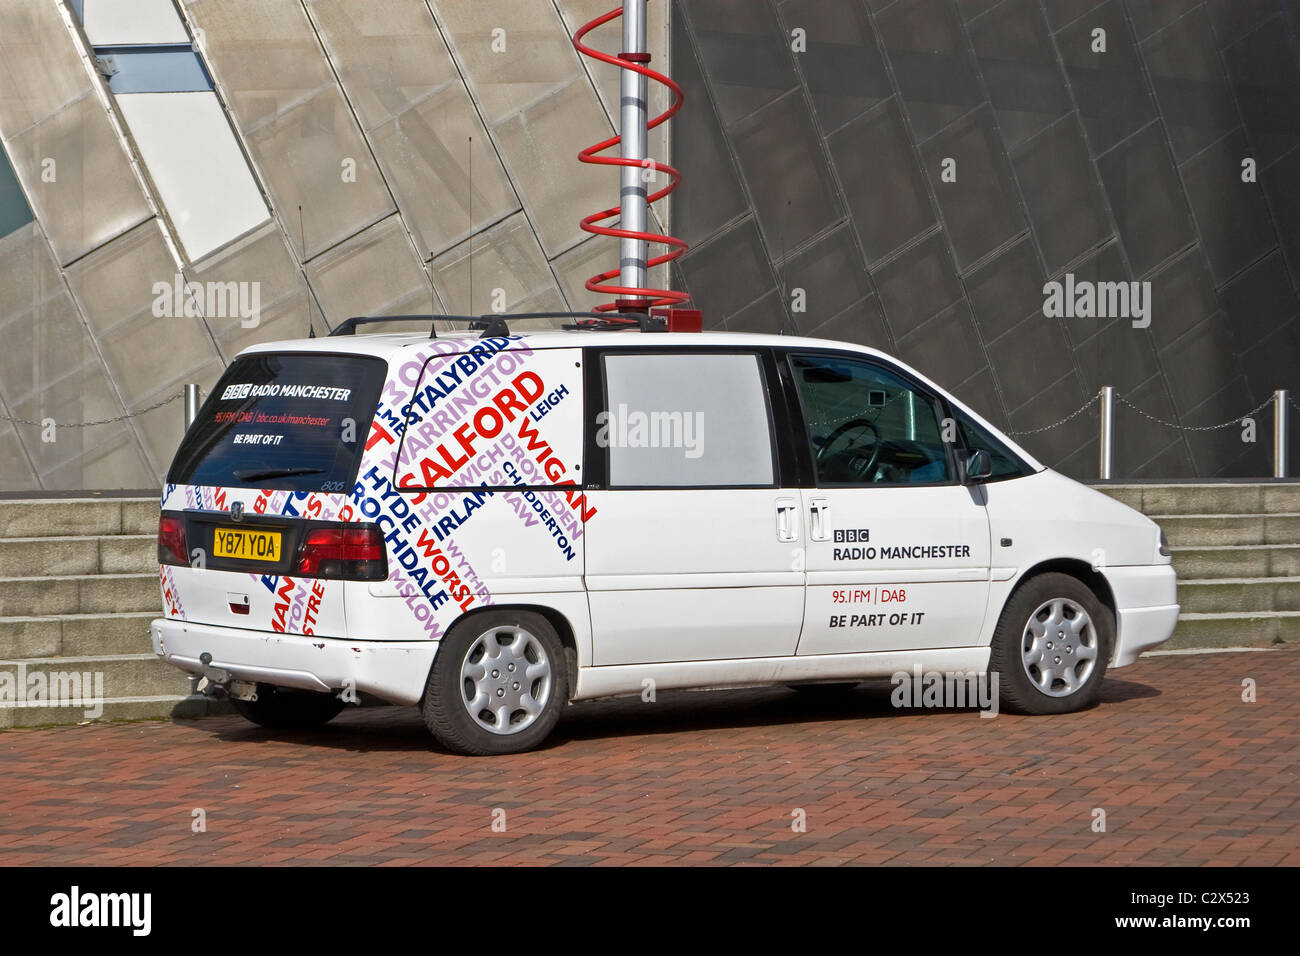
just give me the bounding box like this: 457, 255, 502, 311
115, 92, 269, 260
82, 0, 189, 46
75, 0, 270, 262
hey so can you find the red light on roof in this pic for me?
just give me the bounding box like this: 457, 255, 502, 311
649, 306, 703, 333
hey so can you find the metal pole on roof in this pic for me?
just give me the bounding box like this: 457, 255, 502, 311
619, 0, 648, 301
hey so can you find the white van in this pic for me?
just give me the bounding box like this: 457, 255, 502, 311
152, 316, 1179, 754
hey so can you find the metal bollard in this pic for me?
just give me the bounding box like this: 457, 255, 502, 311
1276, 389, 1290, 479
184, 383, 200, 431
1099, 386, 1114, 480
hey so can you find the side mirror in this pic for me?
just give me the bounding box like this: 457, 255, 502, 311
964, 449, 992, 482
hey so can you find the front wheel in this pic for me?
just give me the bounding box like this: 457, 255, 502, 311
422, 610, 567, 756
989, 572, 1113, 715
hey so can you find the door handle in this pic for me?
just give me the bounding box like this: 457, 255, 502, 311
809, 497, 830, 541
776, 498, 800, 542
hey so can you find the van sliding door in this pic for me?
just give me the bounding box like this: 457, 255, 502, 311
582, 348, 806, 665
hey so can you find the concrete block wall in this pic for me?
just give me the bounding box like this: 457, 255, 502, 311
0, 497, 197, 727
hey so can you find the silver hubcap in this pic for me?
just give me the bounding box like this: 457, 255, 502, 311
1020, 598, 1098, 698
459, 626, 551, 735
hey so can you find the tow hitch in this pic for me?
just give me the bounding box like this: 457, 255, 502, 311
195, 652, 258, 701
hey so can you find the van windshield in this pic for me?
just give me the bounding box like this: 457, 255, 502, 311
168, 352, 387, 493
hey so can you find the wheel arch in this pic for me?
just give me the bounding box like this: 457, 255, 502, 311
436, 603, 581, 700
1007, 558, 1117, 622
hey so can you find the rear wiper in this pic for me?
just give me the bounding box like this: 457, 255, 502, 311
233, 467, 324, 482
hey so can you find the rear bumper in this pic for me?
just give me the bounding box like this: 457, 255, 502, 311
151, 619, 438, 706
1104, 563, 1180, 667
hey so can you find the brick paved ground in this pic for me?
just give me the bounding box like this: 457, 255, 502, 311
1, 647, 1297, 865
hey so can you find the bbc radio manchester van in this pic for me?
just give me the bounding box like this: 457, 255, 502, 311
152, 316, 1179, 755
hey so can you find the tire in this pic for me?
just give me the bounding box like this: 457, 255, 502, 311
989, 572, 1114, 715
422, 610, 567, 756
231, 685, 345, 728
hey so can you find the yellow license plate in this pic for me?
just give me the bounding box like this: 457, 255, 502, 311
213, 527, 282, 562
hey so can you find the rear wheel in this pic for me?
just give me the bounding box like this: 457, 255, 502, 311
231, 685, 344, 728
422, 610, 567, 756
989, 572, 1113, 715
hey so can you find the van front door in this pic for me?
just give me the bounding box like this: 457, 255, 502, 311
582, 348, 805, 665
784, 350, 991, 656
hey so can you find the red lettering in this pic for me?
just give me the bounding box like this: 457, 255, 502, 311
398, 472, 426, 506
304, 584, 323, 635
560, 481, 597, 522
365, 421, 395, 451
414, 373, 549, 488
455, 584, 474, 612
452, 422, 477, 459
420, 455, 452, 486
474, 405, 504, 438
493, 388, 526, 421
271, 576, 295, 633
438, 439, 470, 474
415, 528, 440, 561
517, 416, 551, 457
513, 370, 544, 404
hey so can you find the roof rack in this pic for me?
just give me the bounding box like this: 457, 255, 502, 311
474, 310, 703, 336
471, 311, 646, 337
328, 314, 476, 337
328, 309, 701, 340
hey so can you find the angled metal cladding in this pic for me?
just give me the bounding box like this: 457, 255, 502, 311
670, 0, 1300, 480
0, 0, 667, 491
1, 0, 1297, 487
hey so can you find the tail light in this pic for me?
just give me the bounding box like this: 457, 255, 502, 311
295, 524, 387, 580
158, 515, 188, 566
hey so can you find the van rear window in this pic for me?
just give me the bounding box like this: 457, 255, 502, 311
168, 352, 387, 493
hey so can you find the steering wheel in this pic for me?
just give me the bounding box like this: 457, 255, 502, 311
817, 417, 881, 480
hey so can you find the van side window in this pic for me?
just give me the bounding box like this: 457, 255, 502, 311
790, 353, 952, 486
602, 352, 775, 488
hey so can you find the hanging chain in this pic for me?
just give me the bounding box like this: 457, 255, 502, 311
1003, 393, 1100, 437
0, 391, 184, 428
1117, 394, 1274, 432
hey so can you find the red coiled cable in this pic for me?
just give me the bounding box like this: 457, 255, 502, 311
572, 2, 689, 314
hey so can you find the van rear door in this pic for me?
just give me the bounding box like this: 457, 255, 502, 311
159, 351, 388, 636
